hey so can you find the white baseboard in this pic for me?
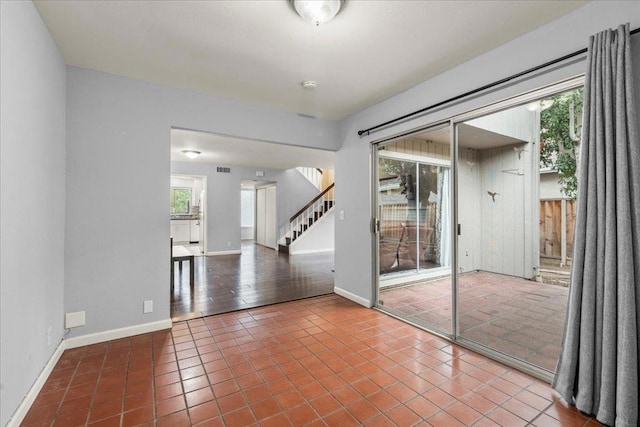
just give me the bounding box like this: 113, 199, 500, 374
7, 319, 172, 426
65, 319, 172, 349
334, 287, 372, 308
7, 340, 66, 427
206, 250, 242, 256
289, 248, 335, 255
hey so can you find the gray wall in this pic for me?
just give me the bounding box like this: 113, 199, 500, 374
171, 162, 320, 252
0, 2, 66, 425
65, 66, 338, 338
335, 2, 640, 304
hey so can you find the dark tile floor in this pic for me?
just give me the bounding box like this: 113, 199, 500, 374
380, 271, 568, 372
22, 295, 599, 427
171, 242, 335, 322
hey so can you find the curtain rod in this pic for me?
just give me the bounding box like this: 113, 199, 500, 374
357, 26, 640, 137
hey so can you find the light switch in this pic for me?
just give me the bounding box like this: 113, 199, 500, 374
339, 210, 345, 220
143, 300, 153, 314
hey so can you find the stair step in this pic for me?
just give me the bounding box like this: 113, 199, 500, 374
278, 244, 289, 254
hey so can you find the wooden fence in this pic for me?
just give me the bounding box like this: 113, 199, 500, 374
540, 199, 576, 264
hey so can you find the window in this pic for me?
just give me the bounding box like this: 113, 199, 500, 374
241, 190, 255, 227
170, 187, 191, 214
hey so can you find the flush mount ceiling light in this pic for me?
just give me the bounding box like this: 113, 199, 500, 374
182, 150, 201, 159
301, 80, 317, 90
289, 0, 345, 26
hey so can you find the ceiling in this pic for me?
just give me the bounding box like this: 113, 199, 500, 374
171, 128, 335, 169
34, 0, 586, 121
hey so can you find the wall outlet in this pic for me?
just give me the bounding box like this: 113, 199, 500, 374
143, 300, 153, 314
47, 326, 52, 346
65, 311, 86, 329
339, 210, 345, 220
227, 241, 231, 247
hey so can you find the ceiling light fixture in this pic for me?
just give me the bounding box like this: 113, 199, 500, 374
182, 150, 201, 159
301, 80, 317, 90
289, 0, 345, 26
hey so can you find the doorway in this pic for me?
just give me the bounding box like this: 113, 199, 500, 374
373, 77, 584, 380
170, 174, 206, 256
256, 183, 276, 249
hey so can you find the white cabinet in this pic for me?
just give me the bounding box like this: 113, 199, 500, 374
189, 220, 200, 243
170, 220, 190, 243
171, 219, 200, 243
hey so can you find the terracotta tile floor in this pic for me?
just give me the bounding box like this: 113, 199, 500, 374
22, 295, 597, 427
380, 271, 569, 372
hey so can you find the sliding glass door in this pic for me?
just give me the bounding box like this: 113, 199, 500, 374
373, 78, 583, 379
375, 124, 453, 335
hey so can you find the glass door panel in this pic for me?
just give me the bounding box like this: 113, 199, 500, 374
378, 158, 418, 275
375, 124, 452, 335
455, 87, 581, 372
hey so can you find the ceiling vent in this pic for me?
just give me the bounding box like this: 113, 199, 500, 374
217, 167, 231, 173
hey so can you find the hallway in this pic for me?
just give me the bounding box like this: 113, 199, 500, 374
171, 242, 335, 321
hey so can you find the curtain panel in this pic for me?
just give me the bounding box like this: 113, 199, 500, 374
553, 23, 640, 427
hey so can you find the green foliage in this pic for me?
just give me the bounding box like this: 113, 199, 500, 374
539, 88, 583, 199
170, 188, 191, 214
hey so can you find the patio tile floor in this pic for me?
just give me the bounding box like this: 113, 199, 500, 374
380, 271, 569, 372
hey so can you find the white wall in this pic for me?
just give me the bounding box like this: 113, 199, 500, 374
289, 210, 335, 255
335, 2, 640, 305
171, 162, 320, 253
65, 66, 338, 339
0, 2, 66, 425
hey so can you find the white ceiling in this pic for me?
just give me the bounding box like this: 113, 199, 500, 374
34, 0, 586, 120
171, 128, 335, 169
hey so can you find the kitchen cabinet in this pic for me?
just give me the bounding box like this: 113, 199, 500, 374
170, 220, 190, 243
190, 220, 200, 243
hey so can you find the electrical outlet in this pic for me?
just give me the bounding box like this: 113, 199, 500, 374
143, 300, 153, 314
227, 241, 231, 248
47, 326, 52, 346
65, 311, 86, 329
339, 210, 345, 220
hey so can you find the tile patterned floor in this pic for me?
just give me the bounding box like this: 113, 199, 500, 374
21, 295, 597, 427
380, 271, 569, 372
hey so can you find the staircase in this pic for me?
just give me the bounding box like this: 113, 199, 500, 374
296, 167, 323, 190
278, 183, 335, 254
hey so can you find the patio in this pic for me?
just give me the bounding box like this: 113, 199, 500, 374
380, 271, 568, 372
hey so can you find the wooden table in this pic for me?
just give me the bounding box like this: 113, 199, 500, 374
171, 245, 195, 291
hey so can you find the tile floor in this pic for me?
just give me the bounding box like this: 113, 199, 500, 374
380, 271, 569, 372
22, 295, 597, 427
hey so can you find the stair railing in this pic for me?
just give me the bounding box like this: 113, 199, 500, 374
286, 183, 334, 244
295, 167, 323, 190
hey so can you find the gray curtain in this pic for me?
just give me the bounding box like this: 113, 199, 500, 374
553, 24, 640, 427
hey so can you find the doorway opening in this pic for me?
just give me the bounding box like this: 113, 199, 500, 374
170, 174, 206, 256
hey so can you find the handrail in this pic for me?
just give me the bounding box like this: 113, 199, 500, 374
289, 183, 335, 222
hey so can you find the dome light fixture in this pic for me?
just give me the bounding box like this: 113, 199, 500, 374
301, 80, 317, 90
289, 0, 345, 26
182, 150, 201, 160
